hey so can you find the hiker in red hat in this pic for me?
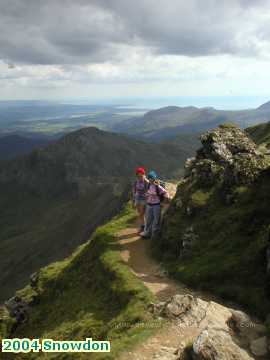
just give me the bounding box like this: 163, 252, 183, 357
132, 167, 149, 232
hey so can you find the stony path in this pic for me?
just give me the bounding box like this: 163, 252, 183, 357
117, 226, 196, 302
117, 225, 200, 360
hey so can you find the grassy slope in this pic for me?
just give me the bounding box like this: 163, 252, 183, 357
246, 121, 270, 147
0, 183, 127, 302
153, 174, 270, 318
1, 204, 158, 359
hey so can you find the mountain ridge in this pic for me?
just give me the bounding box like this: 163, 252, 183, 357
112, 101, 270, 140
0, 125, 193, 301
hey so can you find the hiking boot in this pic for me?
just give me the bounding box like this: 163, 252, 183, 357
139, 231, 149, 238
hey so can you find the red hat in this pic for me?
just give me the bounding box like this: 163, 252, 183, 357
136, 167, 145, 175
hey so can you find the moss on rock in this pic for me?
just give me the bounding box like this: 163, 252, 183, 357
190, 190, 211, 208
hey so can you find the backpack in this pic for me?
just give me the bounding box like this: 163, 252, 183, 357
134, 179, 148, 195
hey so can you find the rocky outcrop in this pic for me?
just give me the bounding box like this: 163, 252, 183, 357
4, 296, 29, 326
2, 271, 41, 335
30, 271, 40, 289
185, 124, 270, 189
151, 294, 270, 360
178, 226, 198, 258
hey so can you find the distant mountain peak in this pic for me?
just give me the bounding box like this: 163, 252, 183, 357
257, 100, 270, 110
144, 105, 199, 119
65, 126, 102, 137
152, 105, 198, 112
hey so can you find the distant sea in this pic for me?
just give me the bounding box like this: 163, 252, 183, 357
112, 96, 270, 111
2, 96, 270, 112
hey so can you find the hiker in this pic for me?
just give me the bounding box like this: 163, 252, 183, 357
133, 167, 149, 232
140, 170, 170, 239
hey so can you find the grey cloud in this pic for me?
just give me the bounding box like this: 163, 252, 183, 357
0, 0, 270, 65
96, 0, 269, 57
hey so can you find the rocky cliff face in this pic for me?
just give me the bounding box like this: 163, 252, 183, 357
155, 124, 270, 319
185, 124, 269, 189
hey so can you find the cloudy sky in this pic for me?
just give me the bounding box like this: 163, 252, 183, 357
1, 0, 270, 101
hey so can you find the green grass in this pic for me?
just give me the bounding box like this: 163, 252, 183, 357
0, 307, 15, 340
246, 121, 270, 147
3, 203, 158, 359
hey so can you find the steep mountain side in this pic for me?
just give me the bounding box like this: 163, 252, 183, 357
0, 183, 128, 303
153, 124, 270, 318
161, 133, 200, 154
0, 205, 156, 359
0, 135, 51, 160
113, 101, 270, 140
0, 126, 190, 302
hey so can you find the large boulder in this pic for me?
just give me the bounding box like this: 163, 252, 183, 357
193, 327, 253, 360
154, 294, 269, 360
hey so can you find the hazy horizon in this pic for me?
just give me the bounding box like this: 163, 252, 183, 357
1, 95, 270, 111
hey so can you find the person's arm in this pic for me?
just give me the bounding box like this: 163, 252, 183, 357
158, 185, 171, 202
144, 178, 150, 198
132, 181, 136, 206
